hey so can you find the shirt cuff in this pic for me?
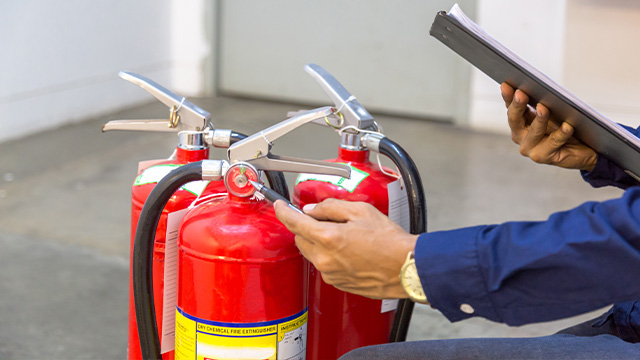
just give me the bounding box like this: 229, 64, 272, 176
414, 226, 500, 323
581, 154, 640, 189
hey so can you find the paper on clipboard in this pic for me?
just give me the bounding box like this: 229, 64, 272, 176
430, 4, 640, 179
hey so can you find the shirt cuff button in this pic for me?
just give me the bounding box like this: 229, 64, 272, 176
460, 303, 474, 314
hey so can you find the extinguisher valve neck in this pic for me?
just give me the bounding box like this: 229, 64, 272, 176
362, 132, 385, 153
206, 129, 233, 148
340, 132, 365, 151
178, 131, 207, 150
201, 160, 228, 181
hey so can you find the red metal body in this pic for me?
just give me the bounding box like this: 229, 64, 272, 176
293, 147, 397, 360
175, 194, 308, 359
128, 147, 226, 360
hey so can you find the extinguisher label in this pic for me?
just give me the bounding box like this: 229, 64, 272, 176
175, 307, 308, 360
295, 164, 369, 193
134, 164, 211, 196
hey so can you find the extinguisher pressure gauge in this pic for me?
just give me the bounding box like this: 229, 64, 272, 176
224, 162, 259, 197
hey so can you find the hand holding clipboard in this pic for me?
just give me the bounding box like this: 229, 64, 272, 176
430, 4, 640, 179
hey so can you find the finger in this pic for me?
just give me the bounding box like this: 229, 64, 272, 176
507, 90, 530, 141
274, 200, 321, 237
521, 103, 550, 148
304, 198, 366, 223
293, 234, 316, 260
500, 83, 515, 107
544, 122, 574, 151
275, 200, 343, 246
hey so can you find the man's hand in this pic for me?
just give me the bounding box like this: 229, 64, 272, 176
501, 83, 597, 171
274, 198, 418, 300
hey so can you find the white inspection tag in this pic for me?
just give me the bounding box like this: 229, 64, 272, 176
161, 208, 189, 354
381, 299, 399, 313
387, 179, 410, 232
382, 179, 410, 313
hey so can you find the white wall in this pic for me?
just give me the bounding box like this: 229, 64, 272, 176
467, 0, 568, 132
467, 0, 640, 133
0, 0, 212, 143
563, 0, 640, 129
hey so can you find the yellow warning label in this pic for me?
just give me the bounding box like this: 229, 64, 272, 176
175, 310, 196, 360
278, 312, 307, 342
196, 323, 277, 337
175, 308, 307, 360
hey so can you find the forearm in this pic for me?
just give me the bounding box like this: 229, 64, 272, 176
416, 187, 640, 325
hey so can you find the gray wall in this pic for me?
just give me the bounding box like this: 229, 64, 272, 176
217, 0, 476, 123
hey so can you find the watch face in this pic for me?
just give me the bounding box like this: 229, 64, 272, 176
401, 261, 427, 302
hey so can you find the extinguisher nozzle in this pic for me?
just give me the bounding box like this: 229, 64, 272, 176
250, 181, 304, 214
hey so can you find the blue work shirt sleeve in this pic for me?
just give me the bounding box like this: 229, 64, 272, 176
415, 187, 640, 326
581, 124, 640, 189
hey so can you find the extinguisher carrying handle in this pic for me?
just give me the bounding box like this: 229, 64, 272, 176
227, 106, 352, 178
133, 161, 224, 360
303, 64, 375, 130
364, 133, 427, 343
103, 71, 211, 133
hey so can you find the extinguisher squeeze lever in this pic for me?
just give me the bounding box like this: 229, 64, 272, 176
101, 71, 291, 198
227, 106, 351, 178
288, 64, 376, 131
102, 71, 211, 133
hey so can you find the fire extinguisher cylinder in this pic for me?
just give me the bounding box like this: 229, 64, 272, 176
133, 161, 211, 360
292, 64, 428, 357
104, 71, 294, 359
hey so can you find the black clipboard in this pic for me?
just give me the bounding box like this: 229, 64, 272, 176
430, 4, 640, 179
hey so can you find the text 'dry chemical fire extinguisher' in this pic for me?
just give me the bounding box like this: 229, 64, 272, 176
133, 107, 353, 360
103, 72, 288, 360
289, 64, 427, 360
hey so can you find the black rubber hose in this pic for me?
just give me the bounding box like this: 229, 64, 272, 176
133, 161, 204, 360
378, 137, 427, 343
230, 132, 290, 200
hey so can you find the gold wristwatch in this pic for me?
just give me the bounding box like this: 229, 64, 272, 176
400, 250, 428, 303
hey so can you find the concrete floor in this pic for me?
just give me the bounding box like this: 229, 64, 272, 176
0, 96, 624, 359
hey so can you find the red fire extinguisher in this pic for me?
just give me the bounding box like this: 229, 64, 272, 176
104, 72, 289, 360
132, 107, 352, 360
290, 64, 427, 360
128, 139, 223, 360
175, 163, 308, 360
